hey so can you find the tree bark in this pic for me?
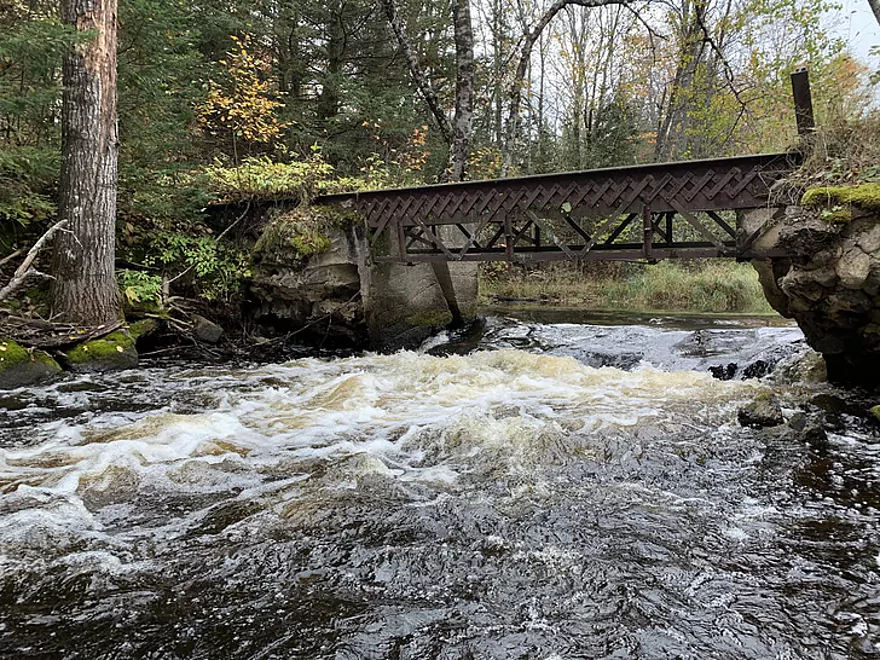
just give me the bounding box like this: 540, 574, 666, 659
446, 0, 475, 181
869, 0, 880, 27
380, 0, 453, 145
53, 0, 120, 326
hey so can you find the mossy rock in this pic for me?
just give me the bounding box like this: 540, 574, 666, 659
406, 309, 454, 328
802, 183, 880, 223
128, 318, 160, 341
870, 405, 880, 422
0, 337, 62, 389
63, 330, 138, 373
254, 207, 334, 265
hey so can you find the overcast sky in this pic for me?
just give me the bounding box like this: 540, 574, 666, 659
831, 0, 879, 67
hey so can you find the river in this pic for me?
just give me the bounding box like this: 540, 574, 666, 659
0, 312, 878, 659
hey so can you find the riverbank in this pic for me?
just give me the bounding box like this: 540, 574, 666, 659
479, 260, 775, 315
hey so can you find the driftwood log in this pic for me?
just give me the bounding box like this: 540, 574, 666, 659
0, 314, 124, 349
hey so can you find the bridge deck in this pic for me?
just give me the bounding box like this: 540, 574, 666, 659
315, 151, 800, 264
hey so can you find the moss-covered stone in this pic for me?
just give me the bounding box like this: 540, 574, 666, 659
63, 330, 138, 373
802, 183, 880, 222
870, 405, 880, 422
405, 309, 454, 328
128, 318, 160, 340
0, 337, 62, 389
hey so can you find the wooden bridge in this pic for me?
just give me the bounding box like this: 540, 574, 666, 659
314, 71, 813, 265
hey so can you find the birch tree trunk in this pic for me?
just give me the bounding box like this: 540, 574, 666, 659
447, 0, 475, 182
53, 0, 120, 326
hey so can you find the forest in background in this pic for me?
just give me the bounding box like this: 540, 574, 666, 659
0, 0, 877, 315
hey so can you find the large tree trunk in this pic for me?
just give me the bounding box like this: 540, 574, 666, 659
53, 0, 120, 326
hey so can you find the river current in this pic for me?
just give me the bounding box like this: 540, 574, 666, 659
0, 312, 878, 659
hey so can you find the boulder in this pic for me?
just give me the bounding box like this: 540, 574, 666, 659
0, 338, 62, 389
743, 198, 880, 386
192, 315, 223, 344
248, 211, 478, 350
62, 330, 138, 373
738, 393, 784, 429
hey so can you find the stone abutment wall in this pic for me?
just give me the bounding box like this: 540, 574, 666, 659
742, 206, 880, 386
249, 219, 478, 350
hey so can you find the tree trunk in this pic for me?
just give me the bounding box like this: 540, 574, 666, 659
380, 0, 453, 145
446, 0, 475, 182
653, 0, 706, 162
869, 0, 880, 27
53, 0, 120, 326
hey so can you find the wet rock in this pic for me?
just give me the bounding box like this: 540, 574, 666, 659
738, 393, 784, 429
62, 330, 138, 373
742, 359, 771, 380
192, 315, 223, 344
0, 337, 62, 389
709, 363, 737, 380
742, 204, 880, 386
788, 412, 829, 449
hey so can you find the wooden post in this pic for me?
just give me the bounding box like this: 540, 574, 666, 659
791, 68, 814, 139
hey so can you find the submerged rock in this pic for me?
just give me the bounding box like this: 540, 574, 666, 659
0, 337, 62, 389
738, 393, 784, 429
788, 411, 829, 449
62, 330, 138, 373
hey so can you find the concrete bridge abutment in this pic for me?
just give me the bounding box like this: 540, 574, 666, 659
249, 218, 478, 351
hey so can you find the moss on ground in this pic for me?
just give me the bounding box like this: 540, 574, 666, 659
65, 330, 138, 372
802, 183, 880, 223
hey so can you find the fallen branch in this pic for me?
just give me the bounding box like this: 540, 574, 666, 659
0, 219, 68, 303
0, 314, 124, 349
0, 249, 23, 270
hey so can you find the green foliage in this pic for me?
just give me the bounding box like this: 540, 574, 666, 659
202, 151, 333, 202
144, 233, 251, 302
117, 269, 163, 307
0, 147, 58, 226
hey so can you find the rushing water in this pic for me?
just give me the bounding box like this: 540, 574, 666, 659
0, 313, 878, 659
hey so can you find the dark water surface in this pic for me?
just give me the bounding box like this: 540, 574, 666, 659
0, 313, 878, 659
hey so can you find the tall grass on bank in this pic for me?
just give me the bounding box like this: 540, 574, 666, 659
479, 260, 775, 314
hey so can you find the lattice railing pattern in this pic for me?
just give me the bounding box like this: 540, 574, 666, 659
313, 152, 798, 263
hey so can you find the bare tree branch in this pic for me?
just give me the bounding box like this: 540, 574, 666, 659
0, 220, 68, 303
501, 0, 637, 175
379, 0, 453, 145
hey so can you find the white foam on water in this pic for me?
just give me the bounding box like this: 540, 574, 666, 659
0, 348, 759, 558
